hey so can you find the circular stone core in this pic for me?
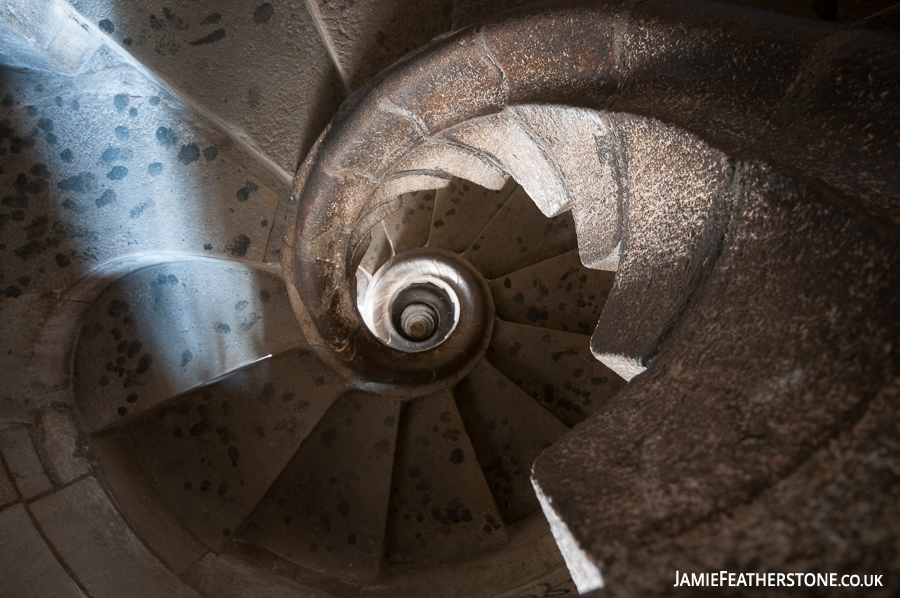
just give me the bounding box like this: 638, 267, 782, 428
391, 282, 454, 345
357, 248, 491, 362
400, 303, 437, 340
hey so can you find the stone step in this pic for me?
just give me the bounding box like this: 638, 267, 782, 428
426, 177, 518, 254
243, 391, 401, 584
384, 390, 508, 566
462, 186, 578, 280
381, 189, 436, 257
75, 261, 305, 433
454, 359, 568, 524
588, 114, 732, 381
489, 249, 614, 337
487, 319, 626, 428
126, 348, 348, 551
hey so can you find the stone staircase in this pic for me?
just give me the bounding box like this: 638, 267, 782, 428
1, 0, 898, 596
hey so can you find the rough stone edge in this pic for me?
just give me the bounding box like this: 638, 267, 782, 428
532, 478, 604, 594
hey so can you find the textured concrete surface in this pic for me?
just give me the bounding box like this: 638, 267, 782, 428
0, 27, 292, 425
186, 551, 335, 598
381, 189, 435, 255
0, 425, 53, 499
0, 55, 283, 290
462, 186, 578, 280
245, 391, 401, 583
0, 504, 87, 598
0, 292, 57, 423
35, 406, 92, 484
489, 250, 615, 336
311, 0, 453, 91
0, 0, 102, 74
533, 162, 900, 595
91, 432, 208, 575
590, 114, 732, 380
455, 360, 568, 524
0, 458, 17, 507
385, 390, 507, 565
487, 320, 625, 428
127, 348, 348, 552
70, 0, 344, 172
428, 178, 517, 253
31, 476, 202, 598
2, 0, 898, 595
74, 261, 305, 432
442, 112, 571, 218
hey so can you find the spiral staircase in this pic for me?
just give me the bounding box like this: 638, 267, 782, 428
69, 175, 621, 594
1, 0, 899, 597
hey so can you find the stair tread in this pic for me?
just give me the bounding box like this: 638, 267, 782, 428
487, 320, 626, 428
385, 390, 508, 566
454, 359, 568, 524
381, 190, 436, 256
440, 112, 571, 217
462, 187, 578, 280
75, 262, 306, 433
590, 114, 731, 380
126, 348, 347, 552
358, 221, 394, 277
489, 250, 615, 336
242, 391, 401, 583
427, 177, 517, 253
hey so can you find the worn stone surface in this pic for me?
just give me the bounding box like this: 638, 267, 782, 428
489, 250, 614, 336
244, 391, 401, 583
0, 56, 283, 296
368, 516, 571, 598
616, 0, 829, 154
0, 457, 18, 507
591, 114, 731, 380
379, 28, 505, 134
0, 0, 101, 73
509, 106, 613, 223
618, 1, 900, 224
442, 112, 571, 217
229, 540, 364, 598
601, 386, 900, 597
462, 186, 578, 280
385, 390, 507, 565
313, 0, 454, 91
0, 293, 57, 423
35, 405, 92, 484
74, 262, 305, 433
450, 0, 537, 29
779, 28, 900, 222
857, 4, 900, 32
390, 142, 509, 191
186, 551, 334, 598
481, 3, 619, 107
32, 476, 202, 597
70, 0, 343, 172
91, 432, 208, 575
568, 112, 625, 269
487, 320, 626, 429
0, 504, 87, 598
0, 425, 53, 499
533, 482, 603, 595
2, 1, 898, 595
128, 348, 348, 552
533, 163, 900, 595
724, 0, 899, 26
455, 360, 568, 524
358, 221, 394, 278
